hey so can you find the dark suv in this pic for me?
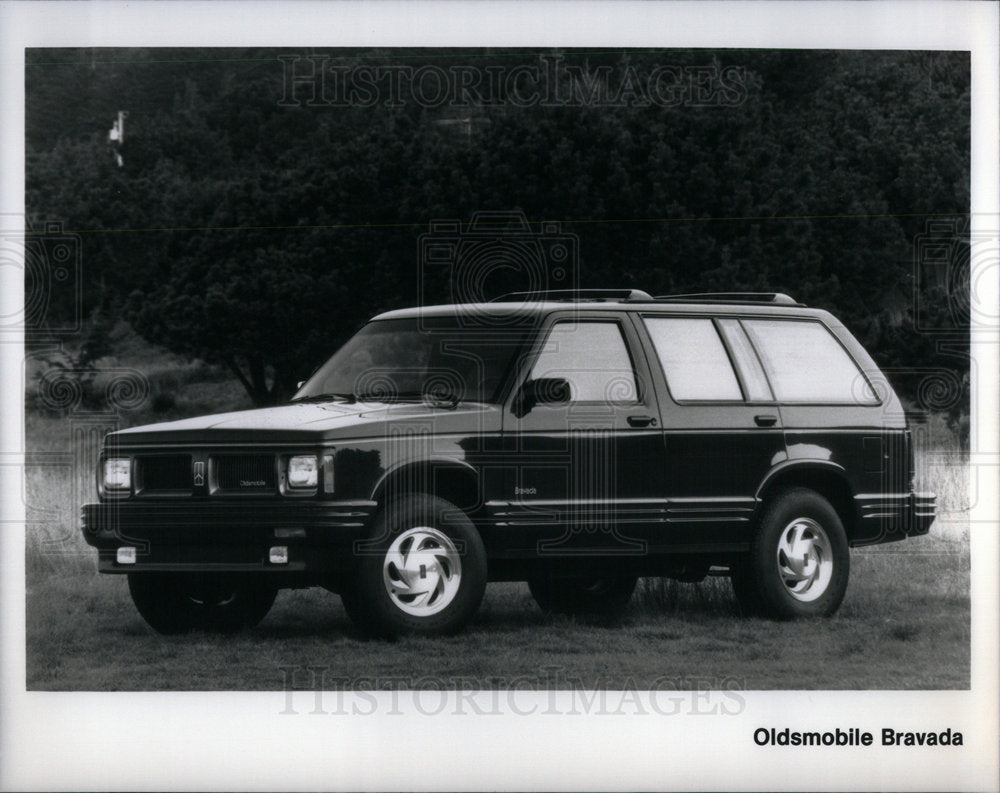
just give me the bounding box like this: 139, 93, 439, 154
83, 290, 935, 636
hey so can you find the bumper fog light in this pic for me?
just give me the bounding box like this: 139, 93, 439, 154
269, 545, 289, 564
117, 547, 137, 564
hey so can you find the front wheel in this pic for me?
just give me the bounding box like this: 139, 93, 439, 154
733, 488, 850, 619
127, 573, 276, 634
352, 494, 487, 637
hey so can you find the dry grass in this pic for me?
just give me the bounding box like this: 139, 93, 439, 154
26, 533, 968, 690
23, 426, 969, 691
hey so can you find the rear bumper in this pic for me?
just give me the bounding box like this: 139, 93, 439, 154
852, 491, 936, 546
81, 499, 377, 574
910, 492, 937, 534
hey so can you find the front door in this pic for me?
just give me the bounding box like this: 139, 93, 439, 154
500, 312, 666, 558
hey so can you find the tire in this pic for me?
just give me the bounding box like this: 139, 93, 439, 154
528, 571, 637, 618
352, 494, 487, 637
738, 488, 850, 619
127, 572, 277, 634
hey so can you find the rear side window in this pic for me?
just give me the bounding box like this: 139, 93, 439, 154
643, 317, 742, 401
530, 321, 639, 402
743, 319, 878, 404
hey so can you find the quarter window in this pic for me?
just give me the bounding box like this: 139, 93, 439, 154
529, 321, 639, 403
644, 317, 743, 401
743, 319, 878, 404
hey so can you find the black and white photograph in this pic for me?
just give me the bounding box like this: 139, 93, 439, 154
1, 2, 997, 791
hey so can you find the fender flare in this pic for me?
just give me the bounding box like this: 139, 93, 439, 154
368, 457, 480, 505
754, 459, 853, 510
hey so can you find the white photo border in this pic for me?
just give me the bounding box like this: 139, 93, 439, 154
1, 1, 997, 791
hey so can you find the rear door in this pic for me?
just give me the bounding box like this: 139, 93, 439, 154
634, 313, 787, 551
739, 317, 890, 541
500, 310, 666, 557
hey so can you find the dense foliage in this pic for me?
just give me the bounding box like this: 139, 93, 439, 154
26, 48, 969, 420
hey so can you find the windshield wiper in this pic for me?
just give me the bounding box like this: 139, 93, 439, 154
290, 392, 357, 404
353, 390, 422, 403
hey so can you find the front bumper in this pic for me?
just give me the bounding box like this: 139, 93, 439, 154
81, 499, 377, 574
852, 491, 936, 546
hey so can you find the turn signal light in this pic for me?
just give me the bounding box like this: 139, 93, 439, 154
269, 546, 289, 564
116, 547, 137, 564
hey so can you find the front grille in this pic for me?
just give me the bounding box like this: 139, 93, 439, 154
214, 454, 276, 493
138, 454, 192, 493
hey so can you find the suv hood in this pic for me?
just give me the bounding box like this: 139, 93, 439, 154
109, 401, 501, 445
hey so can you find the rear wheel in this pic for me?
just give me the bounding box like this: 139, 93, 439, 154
352, 494, 487, 637
127, 573, 276, 634
733, 488, 849, 619
528, 571, 637, 618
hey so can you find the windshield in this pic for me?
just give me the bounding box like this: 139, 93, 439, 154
294, 317, 535, 404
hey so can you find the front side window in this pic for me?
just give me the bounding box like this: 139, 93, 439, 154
743, 319, 878, 404
644, 317, 743, 401
529, 321, 639, 403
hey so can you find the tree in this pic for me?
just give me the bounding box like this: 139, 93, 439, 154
26, 48, 970, 411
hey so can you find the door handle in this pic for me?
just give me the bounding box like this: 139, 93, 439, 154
627, 415, 657, 428
754, 414, 778, 427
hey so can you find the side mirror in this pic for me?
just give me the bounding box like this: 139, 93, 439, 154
514, 377, 571, 417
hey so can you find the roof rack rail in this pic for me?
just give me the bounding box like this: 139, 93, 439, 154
490, 288, 655, 303
654, 292, 803, 307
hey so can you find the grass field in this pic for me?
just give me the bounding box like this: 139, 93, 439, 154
23, 415, 970, 692
21, 330, 971, 691
25, 530, 969, 690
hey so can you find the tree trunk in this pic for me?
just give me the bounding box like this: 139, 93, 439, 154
223, 355, 275, 406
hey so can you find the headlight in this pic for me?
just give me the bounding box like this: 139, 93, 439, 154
287, 455, 318, 489
103, 458, 131, 491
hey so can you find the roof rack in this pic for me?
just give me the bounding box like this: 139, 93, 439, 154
654, 292, 803, 306
490, 289, 655, 303
487, 289, 805, 307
